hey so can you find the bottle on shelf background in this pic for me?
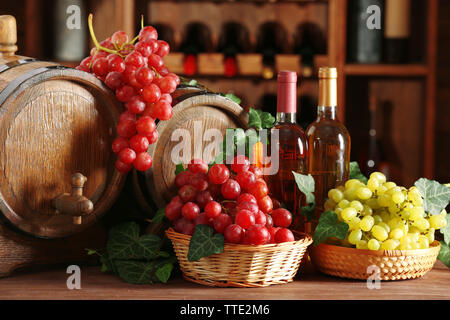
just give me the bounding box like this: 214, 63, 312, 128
347, 0, 384, 64
293, 22, 327, 77
305, 67, 350, 233
265, 70, 308, 224
153, 23, 176, 51
217, 22, 251, 78
179, 22, 213, 76
256, 22, 288, 80
384, 0, 411, 63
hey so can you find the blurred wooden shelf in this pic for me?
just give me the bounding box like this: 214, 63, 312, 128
344, 64, 429, 77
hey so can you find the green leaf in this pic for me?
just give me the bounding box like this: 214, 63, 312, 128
440, 213, 450, 245
221, 93, 241, 105
115, 260, 154, 284
175, 163, 186, 175
313, 211, 349, 246
414, 178, 450, 215
152, 208, 165, 224
438, 241, 450, 268
182, 79, 197, 86
106, 222, 164, 260
259, 111, 275, 129
99, 253, 118, 275
349, 162, 368, 183
155, 263, 173, 283
247, 108, 263, 130
292, 172, 316, 222
188, 225, 224, 262
86, 249, 97, 256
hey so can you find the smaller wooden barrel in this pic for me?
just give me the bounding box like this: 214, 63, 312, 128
133, 84, 248, 215
0, 16, 126, 239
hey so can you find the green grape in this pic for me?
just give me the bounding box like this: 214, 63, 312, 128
356, 239, 368, 249
356, 187, 372, 200
350, 200, 363, 212
377, 222, 391, 233
373, 215, 382, 224
348, 216, 361, 230
328, 188, 344, 203
389, 228, 404, 240
411, 195, 423, 206
343, 188, 358, 201
385, 186, 402, 196
418, 235, 429, 249
409, 206, 424, 220
426, 228, 435, 243
345, 179, 363, 190
400, 235, 410, 246
377, 194, 392, 207
400, 209, 411, 220
372, 225, 388, 241
399, 243, 412, 250
338, 199, 350, 209
341, 207, 357, 221
375, 185, 388, 196
367, 178, 381, 192
410, 241, 420, 249
408, 226, 421, 234
388, 204, 399, 215
413, 218, 430, 231
407, 232, 419, 242
370, 172, 386, 183
402, 202, 414, 210
380, 210, 390, 222
380, 239, 400, 250
361, 204, 373, 216
348, 229, 362, 245
399, 222, 409, 235
365, 198, 381, 210
360, 216, 375, 231
383, 181, 397, 190
368, 239, 381, 250
429, 215, 446, 229
387, 217, 402, 230
337, 185, 346, 192
324, 198, 336, 211
335, 207, 343, 215
392, 191, 406, 204
408, 186, 420, 194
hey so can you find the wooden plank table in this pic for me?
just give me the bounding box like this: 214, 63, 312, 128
0, 261, 448, 300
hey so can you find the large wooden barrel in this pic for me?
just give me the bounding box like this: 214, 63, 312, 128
133, 84, 248, 215
0, 16, 125, 239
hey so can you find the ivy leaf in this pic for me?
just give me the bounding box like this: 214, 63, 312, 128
438, 241, 450, 268
414, 178, 450, 215
182, 79, 197, 86
155, 263, 174, 283
115, 260, 154, 284
349, 162, 368, 183
440, 213, 450, 245
175, 163, 186, 175
188, 225, 224, 262
106, 222, 164, 260
219, 93, 241, 105
313, 211, 349, 246
292, 172, 316, 222
152, 208, 165, 224
259, 112, 275, 129
247, 108, 275, 130
99, 253, 118, 274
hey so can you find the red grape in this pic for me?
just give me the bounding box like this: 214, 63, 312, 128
208, 164, 230, 185
237, 193, 257, 205
179, 184, 197, 202
235, 209, 255, 229
224, 224, 244, 244
174, 217, 189, 232
129, 134, 149, 153
108, 55, 126, 73
115, 160, 132, 173
213, 213, 233, 234
267, 227, 280, 243
125, 51, 145, 68
165, 197, 183, 221
221, 179, 241, 199
236, 171, 256, 190
160, 93, 173, 104
274, 228, 295, 243
156, 40, 170, 57
271, 208, 293, 228
271, 197, 282, 210
135, 41, 153, 57
118, 148, 136, 164
159, 76, 177, 94
231, 155, 250, 173
116, 85, 135, 102
254, 210, 267, 226
181, 202, 200, 220
266, 214, 274, 228
92, 57, 109, 76
250, 180, 268, 199
142, 84, 161, 103
175, 170, 193, 188
153, 100, 173, 120
105, 71, 123, 90
182, 222, 195, 236
237, 202, 258, 215
139, 26, 158, 42
135, 67, 154, 86
136, 116, 156, 136
245, 225, 269, 245
194, 212, 211, 226
191, 173, 209, 191
195, 190, 213, 209
133, 152, 152, 171
257, 195, 273, 214
188, 159, 208, 174
146, 130, 158, 144
112, 137, 129, 154
205, 201, 221, 219
249, 165, 263, 179
111, 31, 129, 46
126, 95, 146, 114
148, 54, 164, 70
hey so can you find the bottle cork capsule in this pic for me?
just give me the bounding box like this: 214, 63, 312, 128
0, 15, 18, 56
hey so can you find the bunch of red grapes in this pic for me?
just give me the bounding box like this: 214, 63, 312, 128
76, 24, 179, 173
165, 156, 296, 245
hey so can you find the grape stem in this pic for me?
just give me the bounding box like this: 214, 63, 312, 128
88, 13, 124, 58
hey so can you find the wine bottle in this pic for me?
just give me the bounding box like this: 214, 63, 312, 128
265, 71, 308, 222
52, 0, 87, 61
256, 22, 287, 79
384, 0, 411, 63
293, 22, 327, 77
305, 67, 351, 233
179, 22, 213, 76
217, 22, 250, 77
347, 0, 384, 63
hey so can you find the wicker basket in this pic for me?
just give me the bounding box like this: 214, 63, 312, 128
309, 241, 441, 281
166, 228, 313, 287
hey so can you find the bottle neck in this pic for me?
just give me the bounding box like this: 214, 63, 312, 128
276, 112, 297, 124
317, 106, 336, 120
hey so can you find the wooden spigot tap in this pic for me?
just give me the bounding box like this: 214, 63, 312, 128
52, 173, 94, 225
0, 15, 18, 56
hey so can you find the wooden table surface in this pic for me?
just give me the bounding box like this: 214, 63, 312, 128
0, 261, 448, 300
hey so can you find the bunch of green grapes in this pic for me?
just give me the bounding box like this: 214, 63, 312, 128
325, 172, 447, 251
